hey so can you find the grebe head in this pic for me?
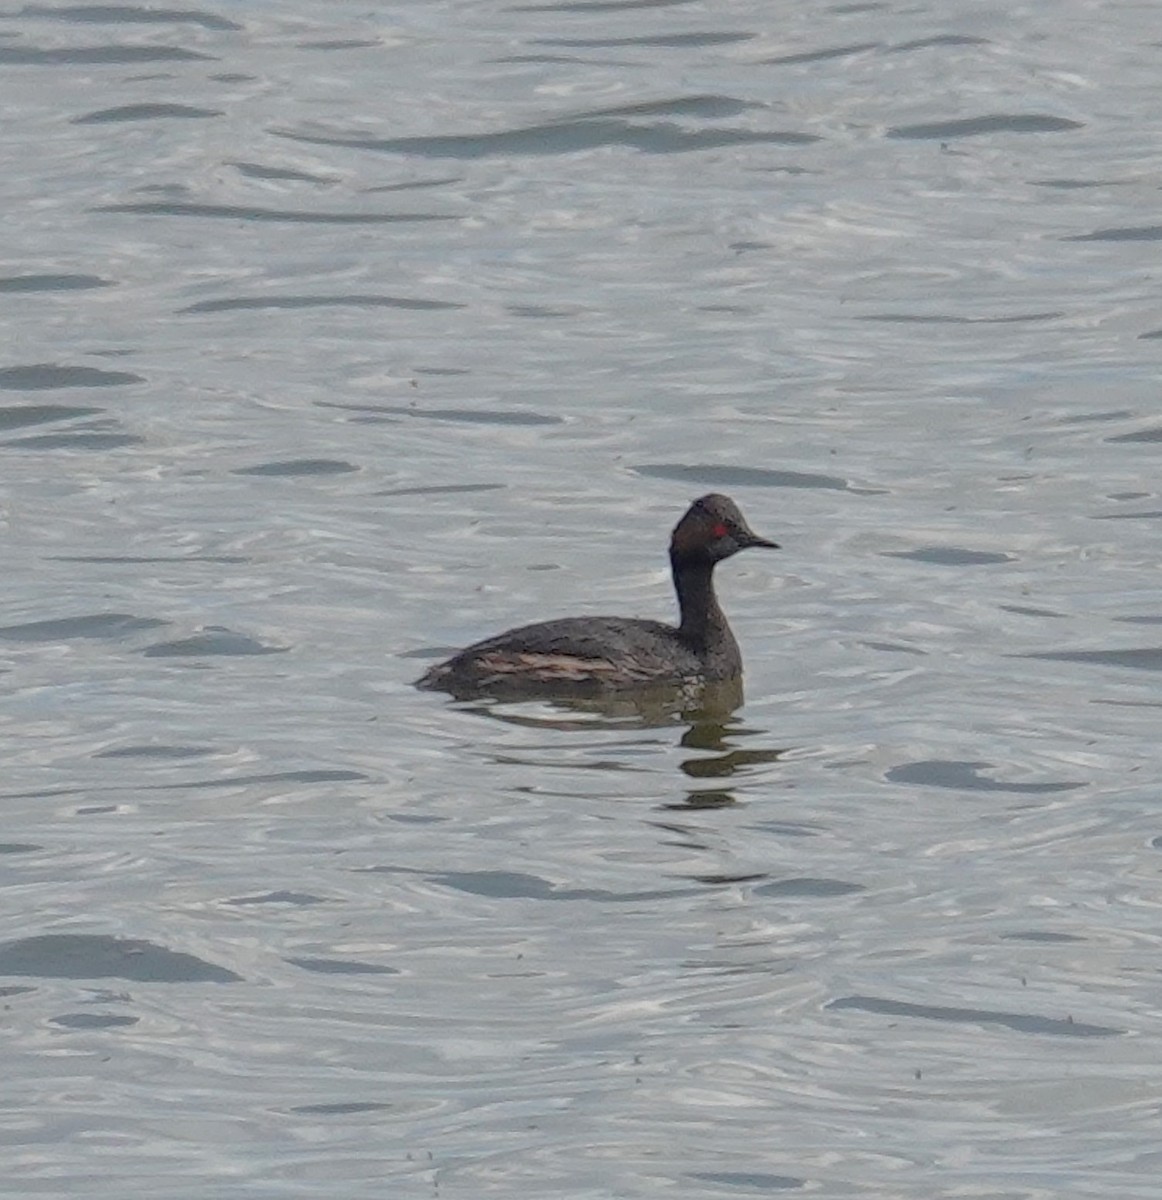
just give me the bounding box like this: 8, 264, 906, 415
669, 494, 779, 566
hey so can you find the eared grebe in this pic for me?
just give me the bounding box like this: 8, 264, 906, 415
416, 494, 778, 698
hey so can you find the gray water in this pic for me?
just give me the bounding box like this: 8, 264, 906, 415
2, 1, 1161, 1196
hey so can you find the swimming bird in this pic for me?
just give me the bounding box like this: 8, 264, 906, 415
416, 493, 777, 698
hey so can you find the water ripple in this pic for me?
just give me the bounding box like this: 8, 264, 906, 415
887, 114, 1083, 139
858, 311, 1061, 324
760, 41, 879, 65
0, 363, 143, 389
72, 102, 222, 124
0, 403, 102, 428
0, 273, 111, 292
0, 43, 213, 64
276, 117, 819, 158
0, 934, 241, 984
180, 294, 464, 314
884, 546, 1014, 565
7, 430, 142, 450
1107, 425, 1162, 442
287, 958, 400, 976
688, 1172, 805, 1192
886, 760, 1084, 793
94, 201, 456, 224
321, 400, 561, 426
232, 458, 358, 477
1067, 224, 1162, 242
533, 31, 755, 47
890, 34, 991, 51
569, 93, 757, 119
142, 628, 288, 657
15, 5, 242, 30
827, 995, 1122, 1038
508, 0, 697, 10
1024, 648, 1162, 671
0, 612, 166, 641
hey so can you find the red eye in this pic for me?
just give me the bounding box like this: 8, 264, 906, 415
712, 522, 729, 538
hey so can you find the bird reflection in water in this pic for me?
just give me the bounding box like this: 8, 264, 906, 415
449, 676, 785, 809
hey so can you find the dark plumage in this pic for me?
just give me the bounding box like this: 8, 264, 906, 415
416, 494, 778, 698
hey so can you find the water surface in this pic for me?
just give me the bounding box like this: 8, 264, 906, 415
2, 1, 1161, 1196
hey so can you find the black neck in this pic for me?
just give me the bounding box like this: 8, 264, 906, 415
672, 555, 727, 648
